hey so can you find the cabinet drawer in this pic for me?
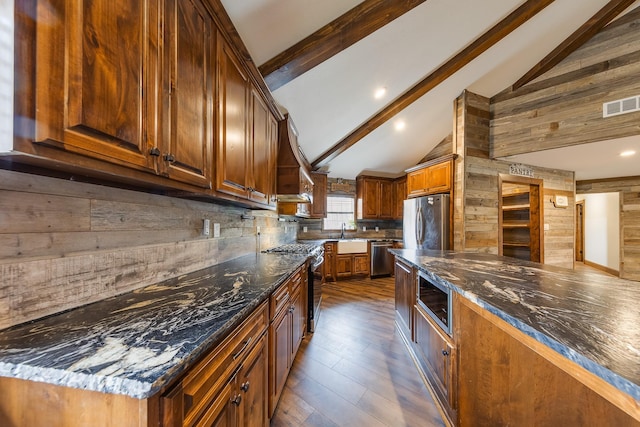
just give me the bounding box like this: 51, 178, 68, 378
177, 301, 268, 426
290, 267, 303, 293
270, 281, 291, 321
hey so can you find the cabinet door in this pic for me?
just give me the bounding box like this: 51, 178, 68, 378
269, 307, 291, 417
216, 37, 249, 198
248, 87, 271, 205
394, 177, 407, 220
193, 379, 236, 427
428, 162, 451, 193
394, 258, 413, 338
414, 306, 455, 409
379, 180, 395, 219
163, 0, 213, 188
267, 115, 279, 207
34, 0, 155, 171
407, 168, 428, 197
290, 286, 305, 359
362, 178, 380, 218
353, 254, 370, 275
335, 255, 353, 278
310, 172, 327, 218
324, 243, 336, 282
238, 334, 268, 427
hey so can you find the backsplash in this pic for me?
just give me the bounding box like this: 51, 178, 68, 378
0, 169, 294, 329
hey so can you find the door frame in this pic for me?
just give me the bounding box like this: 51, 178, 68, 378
575, 200, 585, 264
498, 174, 545, 263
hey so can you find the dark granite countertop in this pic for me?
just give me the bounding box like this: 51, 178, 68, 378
391, 249, 640, 402
0, 253, 309, 399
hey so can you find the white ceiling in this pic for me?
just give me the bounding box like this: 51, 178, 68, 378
221, 0, 640, 180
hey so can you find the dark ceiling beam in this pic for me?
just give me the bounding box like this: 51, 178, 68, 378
259, 0, 428, 91
512, 0, 637, 90
312, 0, 555, 169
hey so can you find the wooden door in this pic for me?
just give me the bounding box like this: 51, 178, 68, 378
290, 286, 305, 359
267, 115, 279, 207
379, 179, 395, 219
163, 0, 213, 188
216, 37, 249, 198
324, 243, 336, 282
248, 87, 270, 204
353, 254, 370, 275
34, 0, 156, 171
575, 201, 585, 262
336, 255, 353, 277
238, 334, 268, 427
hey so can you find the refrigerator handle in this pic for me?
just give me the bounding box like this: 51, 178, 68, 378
416, 205, 424, 246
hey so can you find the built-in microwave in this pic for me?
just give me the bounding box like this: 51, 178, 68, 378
417, 270, 452, 336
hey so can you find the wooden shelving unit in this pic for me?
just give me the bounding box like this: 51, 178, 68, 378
499, 176, 543, 262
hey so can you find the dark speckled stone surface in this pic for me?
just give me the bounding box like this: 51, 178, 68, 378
0, 253, 308, 398
391, 249, 640, 402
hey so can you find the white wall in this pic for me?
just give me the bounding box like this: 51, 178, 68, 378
576, 193, 620, 271
0, 0, 13, 152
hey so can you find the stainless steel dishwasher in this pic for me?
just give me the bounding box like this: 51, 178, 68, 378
370, 240, 394, 278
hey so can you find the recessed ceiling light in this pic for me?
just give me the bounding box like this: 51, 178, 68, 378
374, 87, 387, 99
620, 150, 636, 157
394, 120, 406, 131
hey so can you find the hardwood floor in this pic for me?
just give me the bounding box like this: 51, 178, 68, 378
270, 276, 446, 427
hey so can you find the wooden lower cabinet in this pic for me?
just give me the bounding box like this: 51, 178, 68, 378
335, 253, 369, 278
414, 304, 456, 417
455, 296, 639, 426
324, 242, 336, 282
268, 265, 307, 417
162, 301, 269, 427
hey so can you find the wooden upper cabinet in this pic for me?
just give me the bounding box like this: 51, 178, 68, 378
162, 0, 213, 189
248, 86, 272, 205
394, 176, 407, 220
216, 36, 249, 199
32, 0, 156, 171
309, 172, 328, 218
356, 176, 394, 220
406, 157, 453, 198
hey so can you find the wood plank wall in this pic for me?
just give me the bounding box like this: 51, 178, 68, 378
0, 170, 293, 329
576, 176, 640, 281
453, 91, 575, 268
491, 6, 640, 157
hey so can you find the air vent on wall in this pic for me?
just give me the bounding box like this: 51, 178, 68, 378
603, 95, 640, 118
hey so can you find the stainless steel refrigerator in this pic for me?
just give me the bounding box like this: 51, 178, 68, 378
403, 194, 450, 250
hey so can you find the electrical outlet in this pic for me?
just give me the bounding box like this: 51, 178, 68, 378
375, 226, 379, 232
285, 226, 289, 233
256, 226, 261, 234
213, 223, 220, 238
303, 226, 308, 233
203, 219, 210, 236
363, 226, 366, 231
544, 223, 550, 231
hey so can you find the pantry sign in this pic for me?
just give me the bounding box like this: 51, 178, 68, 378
509, 163, 534, 178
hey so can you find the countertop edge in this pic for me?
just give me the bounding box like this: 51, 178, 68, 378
391, 250, 640, 402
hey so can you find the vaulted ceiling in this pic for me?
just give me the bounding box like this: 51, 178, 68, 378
221, 0, 640, 180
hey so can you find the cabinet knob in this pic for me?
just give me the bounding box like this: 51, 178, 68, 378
442, 349, 449, 356
240, 381, 250, 392
164, 153, 176, 163
231, 394, 242, 406
149, 147, 161, 156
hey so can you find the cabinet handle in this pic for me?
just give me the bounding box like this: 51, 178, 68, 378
164, 153, 176, 163
149, 147, 160, 156
240, 381, 250, 392
442, 349, 449, 356
231, 394, 242, 406
232, 337, 252, 360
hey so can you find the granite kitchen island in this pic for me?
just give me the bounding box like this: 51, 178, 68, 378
391, 249, 640, 426
0, 252, 310, 426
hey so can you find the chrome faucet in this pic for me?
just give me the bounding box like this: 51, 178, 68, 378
340, 223, 345, 239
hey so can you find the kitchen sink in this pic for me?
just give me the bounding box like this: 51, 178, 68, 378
337, 239, 368, 254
